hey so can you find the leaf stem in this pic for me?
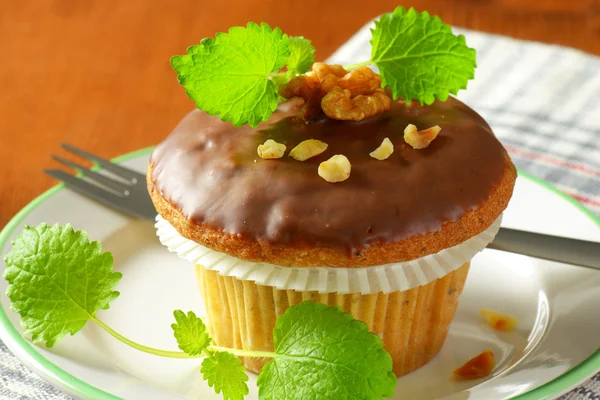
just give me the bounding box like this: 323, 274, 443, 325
92, 317, 200, 359
92, 317, 277, 360
209, 346, 276, 359
269, 72, 289, 87
342, 60, 373, 70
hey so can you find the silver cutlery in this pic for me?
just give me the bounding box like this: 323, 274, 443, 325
45, 144, 156, 220
45, 143, 600, 270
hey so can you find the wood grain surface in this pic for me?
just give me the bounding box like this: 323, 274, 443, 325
1, 0, 599, 227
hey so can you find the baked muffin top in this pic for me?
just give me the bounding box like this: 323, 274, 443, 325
149, 96, 516, 267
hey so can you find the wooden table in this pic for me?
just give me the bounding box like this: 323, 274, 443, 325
1, 0, 599, 227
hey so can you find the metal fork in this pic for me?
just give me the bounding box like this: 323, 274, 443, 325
45, 144, 600, 270
45, 143, 157, 220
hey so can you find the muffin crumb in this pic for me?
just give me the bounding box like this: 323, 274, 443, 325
452, 349, 495, 380
479, 309, 519, 331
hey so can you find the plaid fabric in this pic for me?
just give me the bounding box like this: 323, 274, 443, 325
1, 26, 599, 400
0, 342, 68, 399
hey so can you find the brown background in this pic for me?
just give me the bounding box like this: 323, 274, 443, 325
1, 0, 599, 228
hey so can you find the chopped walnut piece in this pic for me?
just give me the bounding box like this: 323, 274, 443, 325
404, 124, 442, 149
370, 137, 394, 160
318, 155, 351, 183
479, 309, 519, 331
257, 139, 286, 159
289, 139, 328, 161
452, 349, 495, 380
322, 87, 391, 121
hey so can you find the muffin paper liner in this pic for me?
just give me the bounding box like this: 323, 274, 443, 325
155, 214, 502, 295
197, 262, 471, 376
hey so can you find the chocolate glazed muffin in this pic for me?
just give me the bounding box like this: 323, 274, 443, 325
148, 97, 516, 376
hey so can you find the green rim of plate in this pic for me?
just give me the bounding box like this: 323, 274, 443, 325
0, 147, 598, 400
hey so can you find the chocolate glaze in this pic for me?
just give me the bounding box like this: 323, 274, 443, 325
151, 97, 508, 250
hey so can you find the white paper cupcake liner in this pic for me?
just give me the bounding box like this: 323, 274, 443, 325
155, 215, 502, 295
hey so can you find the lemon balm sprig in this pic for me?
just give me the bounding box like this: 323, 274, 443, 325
170, 23, 315, 128
4, 223, 396, 400
347, 7, 475, 105
171, 6, 475, 127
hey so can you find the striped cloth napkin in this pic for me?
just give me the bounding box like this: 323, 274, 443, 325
1, 26, 599, 400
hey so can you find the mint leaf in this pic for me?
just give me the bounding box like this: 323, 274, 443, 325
371, 6, 476, 104
201, 351, 249, 400
287, 36, 315, 75
257, 301, 396, 400
3, 224, 121, 347
171, 22, 290, 128
171, 310, 212, 356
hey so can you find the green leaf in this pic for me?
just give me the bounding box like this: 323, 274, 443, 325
171, 310, 212, 356
286, 36, 315, 75
201, 351, 249, 400
257, 301, 396, 400
171, 22, 290, 128
370, 6, 476, 104
3, 224, 121, 347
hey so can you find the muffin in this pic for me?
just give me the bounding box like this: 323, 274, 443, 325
148, 91, 516, 376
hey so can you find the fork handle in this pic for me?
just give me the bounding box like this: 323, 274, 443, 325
489, 227, 600, 270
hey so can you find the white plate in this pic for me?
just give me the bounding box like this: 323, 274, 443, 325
1, 148, 599, 400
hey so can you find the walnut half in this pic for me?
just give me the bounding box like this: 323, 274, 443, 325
279, 63, 392, 122
335, 67, 382, 97
279, 62, 347, 101
322, 87, 391, 121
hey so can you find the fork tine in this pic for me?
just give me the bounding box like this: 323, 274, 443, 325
44, 169, 143, 219
52, 155, 129, 194
61, 143, 146, 183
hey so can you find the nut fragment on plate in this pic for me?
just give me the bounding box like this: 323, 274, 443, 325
257, 139, 286, 159
369, 137, 394, 160
479, 309, 519, 331
452, 349, 495, 380
289, 139, 328, 161
318, 155, 351, 183
404, 124, 442, 149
